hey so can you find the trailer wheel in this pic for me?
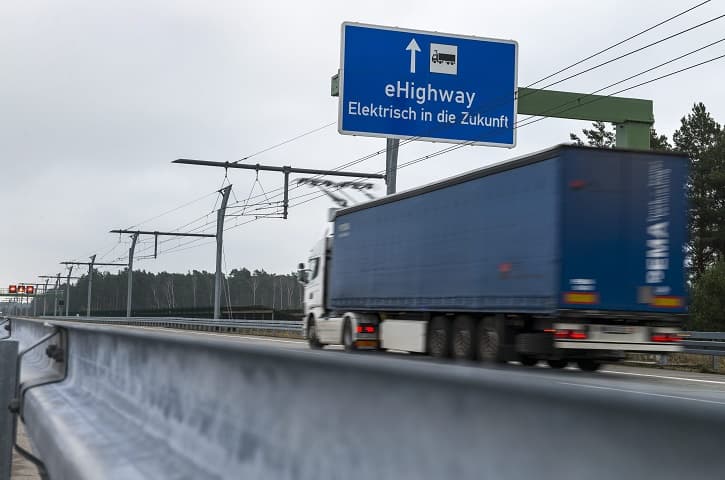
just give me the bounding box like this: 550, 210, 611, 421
308, 316, 322, 350
547, 359, 568, 369
519, 355, 538, 367
428, 316, 450, 358
476, 317, 506, 363
342, 319, 356, 352
577, 360, 602, 372
452, 315, 475, 360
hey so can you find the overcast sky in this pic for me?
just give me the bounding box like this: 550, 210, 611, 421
1, 0, 723, 288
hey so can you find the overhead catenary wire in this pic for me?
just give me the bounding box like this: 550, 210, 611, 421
150, 2, 717, 235
528, 12, 725, 95
125, 190, 219, 230
96, 3, 724, 262
232, 121, 336, 164
517, 37, 725, 125
524, 0, 712, 87
229, 0, 714, 195
152, 45, 725, 259
223, 4, 724, 214
516, 51, 725, 130
72, 0, 717, 267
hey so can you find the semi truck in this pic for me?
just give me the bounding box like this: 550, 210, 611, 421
297, 145, 688, 371
432, 50, 456, 65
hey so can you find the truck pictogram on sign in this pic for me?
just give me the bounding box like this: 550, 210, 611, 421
432, 50, 456, 65
429, 43, 457, 75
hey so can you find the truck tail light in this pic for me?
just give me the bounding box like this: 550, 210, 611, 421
651, 333, 682, 343
356, 324, 376, 334
553, 329, 588, 340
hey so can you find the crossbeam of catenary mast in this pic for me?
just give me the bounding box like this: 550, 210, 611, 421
109, 229, 216, 238
172, 159, 386, 179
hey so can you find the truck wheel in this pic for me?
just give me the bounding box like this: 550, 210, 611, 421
547, 359, 568, 369
452, 315, 475, 360
476, 317, 506, 363
577, 360, 602, 372
428, 316, 450, 358
308, 318, 322, 350
519, 355, 538, 367
342, 320, 356, 352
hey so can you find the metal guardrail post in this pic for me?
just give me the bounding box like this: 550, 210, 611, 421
0, 340, 19, 480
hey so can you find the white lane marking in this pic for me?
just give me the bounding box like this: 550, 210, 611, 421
601, 369, 725, 386
558, 381, 725, 405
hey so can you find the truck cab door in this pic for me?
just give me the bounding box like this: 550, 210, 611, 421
306, 256, 329, 341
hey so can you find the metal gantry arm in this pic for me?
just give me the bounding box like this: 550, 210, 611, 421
515, 88, 654, 150
61, 257, 126, 317
172, 160, 386, 217
111, 212, 224, 318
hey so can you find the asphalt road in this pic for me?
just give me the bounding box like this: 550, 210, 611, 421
105, 324, 725, 406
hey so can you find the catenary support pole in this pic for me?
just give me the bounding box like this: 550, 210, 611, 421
127, 232, 139, 318
65, 265, 73, 316
54, 273, 60, 316
42, 279, 49, 316
214, 185, 232, 320
87, 255, 96, 318
385, 138, 399, 195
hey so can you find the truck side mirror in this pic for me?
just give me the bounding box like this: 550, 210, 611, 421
296, 263, 309, 284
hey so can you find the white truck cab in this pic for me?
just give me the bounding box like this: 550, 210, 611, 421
298, 234, 378, 351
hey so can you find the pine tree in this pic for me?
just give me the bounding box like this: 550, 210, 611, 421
673, 102, 724, 278
569, 121, 615, 148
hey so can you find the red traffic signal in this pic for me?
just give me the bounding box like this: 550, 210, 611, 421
8, 285, 17, 294
26, 285, 35, 294
17, 285, 26, 294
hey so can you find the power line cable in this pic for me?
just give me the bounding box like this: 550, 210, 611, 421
530, 13, 725, 94
232, 122, 336, 164
517, 50, 725, 129
119, 5, 723, 259
41, 1, 718, 271
526, 0, 712, 87
125, 190, 218, 230
518, 36, 725, 124
227, 5, 723, 210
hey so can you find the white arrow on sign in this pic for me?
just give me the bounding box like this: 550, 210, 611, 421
405, 38, 421, 74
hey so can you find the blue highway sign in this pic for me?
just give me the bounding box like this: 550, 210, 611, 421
339, 22, 518, 147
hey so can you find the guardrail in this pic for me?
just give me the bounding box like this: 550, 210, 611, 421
3, 316, 725, 479
37, 315, 304, 338
681, 331, 725, 355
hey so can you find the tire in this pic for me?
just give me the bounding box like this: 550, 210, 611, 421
476, 316, 506, 363
547, 359, 568, 369
307, 317, 322, 349
342, 320, 356, 352
577, 359, 602, 372
519, 355, 538, 367
428, 316, 451, 358
452, 315, 475, 360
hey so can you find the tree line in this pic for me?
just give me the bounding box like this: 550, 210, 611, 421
570, 102, 725, 330
34, 268, 303, 317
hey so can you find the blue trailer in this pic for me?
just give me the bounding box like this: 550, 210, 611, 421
299, 145, 688, 370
